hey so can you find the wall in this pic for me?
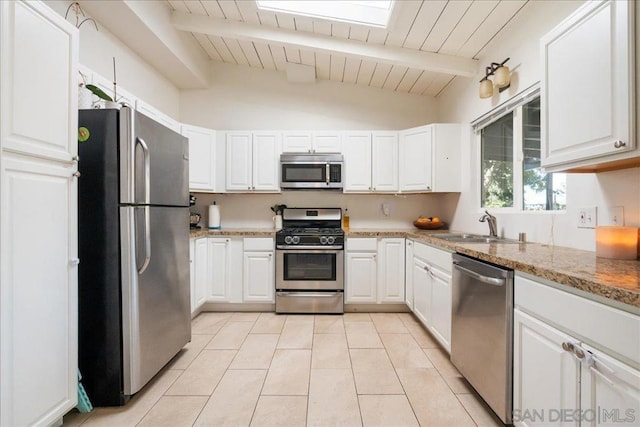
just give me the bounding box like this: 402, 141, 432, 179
437, 0, 640, 251
46, 0, 181, 118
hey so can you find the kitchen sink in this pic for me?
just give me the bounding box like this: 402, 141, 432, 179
431, 233, 520, 244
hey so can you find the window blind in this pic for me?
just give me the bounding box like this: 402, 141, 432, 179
471, 83, 540, 132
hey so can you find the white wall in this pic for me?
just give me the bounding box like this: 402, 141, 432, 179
180, 62, 438, 130
46, 0, 181, 118
437, 0, 640, 252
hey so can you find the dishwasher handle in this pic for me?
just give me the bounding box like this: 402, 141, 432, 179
453, 262, 506, 286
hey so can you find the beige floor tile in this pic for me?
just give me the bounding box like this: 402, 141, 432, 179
250, 396, 307, 427
444, 375, 474, 394
165, 350, 236, 396
285, 314, 316, 323
397, 312, 421, 326
371, 313, 409, 334
167, 334, 213, 370
311, 334, 351, 369
457, 393, 504, 426
262, 349, 311, 395
345, 322, 383, 349
251, 313, 286, 334
230, 312, 260, 322
396, 368, 475, 427
359, 395, 419, 427
307, 369, 361, 427
380, 334, 433, 369
194, 369, 266, 427
350, 349, 403, 394
81, 369, 181, 427
424, 347, 461, 377
405, 323, 441, 349
191, 313, 231, 335
314, 315, 345, 334
62, 409, 92, 426
206, 321, 254, 349
343, 313, 372, 322
138, 396, 208, 427
277, 317, 314, 349
230, 334, 279, 369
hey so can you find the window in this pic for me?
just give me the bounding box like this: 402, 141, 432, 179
256, 1, 395, 28
477, 91, 566, 211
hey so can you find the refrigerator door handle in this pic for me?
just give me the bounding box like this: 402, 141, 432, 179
138, 206, 151, 274
136, 137, 151, 204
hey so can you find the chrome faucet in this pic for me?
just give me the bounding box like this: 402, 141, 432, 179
479, 210, 498, 237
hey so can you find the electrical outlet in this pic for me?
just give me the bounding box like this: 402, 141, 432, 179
603, 206, 625, 226
577, 206, 597, 228
381, 203, 391, 217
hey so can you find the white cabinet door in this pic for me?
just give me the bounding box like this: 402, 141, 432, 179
194, 238, 209, 310
1, 1, 78, 163
343, 132, 372, 192
429, 265, 451, 351
208, 238, 231, 302
226, 132, 253, 191
377, 238, 405, 303
372, 131, 399, 192
412, 257, 431, 327
400, 126, 432, 192
1, 154, 78, 427
135, 99, 180, 133
182, 124, 216, 192
405, 240, 414, 310
282, 131, 312, 153
345, 252, 377, 303
189, 239, 196, 312
513, 309, 580, 427
541, 0, 635, 169
312, 132, 342, 153
252, 131, 281, 191
243, 251, 274, 302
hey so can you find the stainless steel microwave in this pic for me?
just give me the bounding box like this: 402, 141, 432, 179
280, 153, 343, 190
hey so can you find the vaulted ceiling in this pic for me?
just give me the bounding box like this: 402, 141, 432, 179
82, 0, 530, 97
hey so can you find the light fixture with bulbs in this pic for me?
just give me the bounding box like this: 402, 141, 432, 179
479, 58, 511, 99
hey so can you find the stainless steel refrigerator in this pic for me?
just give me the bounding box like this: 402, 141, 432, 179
78, 106, 191, 406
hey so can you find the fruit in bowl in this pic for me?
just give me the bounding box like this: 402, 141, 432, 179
413, 216, 445, 229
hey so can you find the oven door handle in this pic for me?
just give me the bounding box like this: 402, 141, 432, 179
277, 292, 342, 298
277, 245, 343, 251
453, 262, 505, 286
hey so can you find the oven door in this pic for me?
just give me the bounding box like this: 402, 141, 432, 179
280, 162, 342, 189
276, 249, 344, 290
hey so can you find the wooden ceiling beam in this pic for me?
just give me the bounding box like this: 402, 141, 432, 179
170, 11, 478, 78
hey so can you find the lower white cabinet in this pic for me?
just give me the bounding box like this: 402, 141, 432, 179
208, 237, 233, 302
345, 238, 404, 304
243, 238, 275, 303
192, 238, 209, 313
410, 241, 452, 351
513, 274, 640, 427
404, 240, 414, 310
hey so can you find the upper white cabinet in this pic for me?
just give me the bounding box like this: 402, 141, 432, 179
242, 238, 275, 303
282, 131, 342, 153
226, 131, 281, 192
399, 124, 461, 192
343, 131, 398, 193
1, 2, 78, 425
135, 99, 181, 134
182, 124, 217, 192
541, 0, 638, 172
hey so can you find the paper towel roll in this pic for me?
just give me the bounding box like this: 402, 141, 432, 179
208, 202, 220, 229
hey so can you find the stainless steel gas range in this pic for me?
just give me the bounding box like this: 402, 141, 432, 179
275, 208, 344, 314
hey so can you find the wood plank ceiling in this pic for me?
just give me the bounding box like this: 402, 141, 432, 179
166, 0, 528, 97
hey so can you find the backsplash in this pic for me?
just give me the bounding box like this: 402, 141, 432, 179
190, 192, 459, 230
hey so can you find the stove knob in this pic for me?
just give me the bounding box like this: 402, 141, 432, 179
284, 236, 293, 245
292, 236, 300, 244
320, 236, 328, 245
327, 236, 335, 245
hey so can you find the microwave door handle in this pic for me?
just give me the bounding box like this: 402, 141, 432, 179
326, 163, 330, 185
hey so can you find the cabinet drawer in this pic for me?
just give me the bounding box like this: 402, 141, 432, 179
346, 238, 377, 251
243, 237, 274, 251
515, 274, 639, 363
412, 241, 452, 272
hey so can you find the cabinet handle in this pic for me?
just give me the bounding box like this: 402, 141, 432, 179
72, 155, 79, 162
613, 140, 626, 149
408, 242, 412, 246
248, 186, 251, 190
561, 342, 574, 352
268, 253, 272, 257
369, 187, 372, 190
426, 186, 431, 191
574, 347, 585, 360
73, 171, 81, 178
69, 258, 80, 266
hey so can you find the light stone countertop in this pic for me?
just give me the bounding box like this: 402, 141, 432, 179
190, 227, 640, 309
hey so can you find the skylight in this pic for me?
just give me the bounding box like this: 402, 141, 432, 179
256, 1, 395, 28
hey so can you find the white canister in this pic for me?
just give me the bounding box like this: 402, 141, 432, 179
273, 214, 283, 230
208, 202, 221, 229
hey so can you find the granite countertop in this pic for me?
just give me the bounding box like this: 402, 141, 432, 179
189, 227, 639, 309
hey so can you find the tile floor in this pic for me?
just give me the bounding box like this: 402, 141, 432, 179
63, 312, 503, 427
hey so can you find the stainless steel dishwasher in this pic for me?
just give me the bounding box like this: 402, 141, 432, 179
451, 253, 514, 425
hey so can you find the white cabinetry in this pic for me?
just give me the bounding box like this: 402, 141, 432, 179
193, 238, 209, 312
399, 124, 461, 192
345, 238, 405, 304
226, 131, 281, 192
410, 241, 452, 351
0, 2, 78, 425
135, 99, 180, 133
182, 124, 217, 192
405, 240, 414, 310
208, 238, 231, 302
541, 0, 638, 172
282, 131, 342, 153
343, 132, 398, 193
513, 274, 640, 427
243, 238, 275, 303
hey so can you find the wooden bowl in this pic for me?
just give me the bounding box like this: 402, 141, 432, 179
413, 220, 446, 230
